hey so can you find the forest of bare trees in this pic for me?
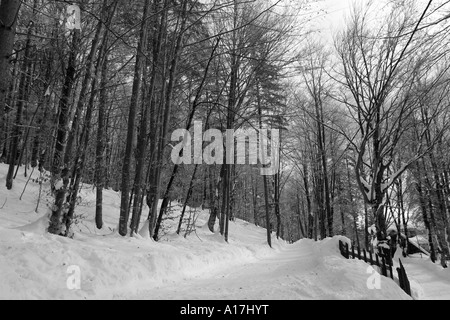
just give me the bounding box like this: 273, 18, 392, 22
1, 0, 450, 267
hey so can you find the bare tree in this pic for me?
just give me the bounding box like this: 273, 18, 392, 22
334, 1, 448, 249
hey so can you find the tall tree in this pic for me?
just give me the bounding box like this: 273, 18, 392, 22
0, 0, 22, 158
118, 0, 151, 237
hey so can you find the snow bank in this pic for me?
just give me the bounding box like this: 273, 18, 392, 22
0, 165, 284, 299
287, 237, 411, 300
0, 220, 282, 299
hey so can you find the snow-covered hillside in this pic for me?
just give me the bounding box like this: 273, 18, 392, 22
0, 165, 448, 300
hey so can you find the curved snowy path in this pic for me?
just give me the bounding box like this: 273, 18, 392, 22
146, 244, 315, 300
132, 239, 410, 300
402, 255, 450, 300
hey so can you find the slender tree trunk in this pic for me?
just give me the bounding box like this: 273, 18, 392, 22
313, 204, 318, 241
303, 162, 313, 239
314, 96, 332, 237
396, 177, 409, 244
95, 0, 118, 230
207, 165, 219, 232
220, 163, 227, 235
95, 39, 109, 230
119, 0, 150, 236
296, 192, 305, 239
340, 205, 346, 236
363, 203, 370, 250
353, 214, 360, 249
257, 83, 271, 248
252, 173, 258, 226
274, 155, 281, 239
415, 179, 436, 262
202, 167, 208, 210
313, 158, 326, 239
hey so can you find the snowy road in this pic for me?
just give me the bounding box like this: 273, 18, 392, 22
402, 255, 450, 300
131, 238, 410, 300
143, 244, 315, 300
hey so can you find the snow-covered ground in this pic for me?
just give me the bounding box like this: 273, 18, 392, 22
0, 164, 448, 300
401, 253, 450, 300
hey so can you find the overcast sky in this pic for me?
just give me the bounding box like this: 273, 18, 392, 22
310, 0, 354, 45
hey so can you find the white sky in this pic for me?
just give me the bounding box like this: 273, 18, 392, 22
308, 0, 355, 45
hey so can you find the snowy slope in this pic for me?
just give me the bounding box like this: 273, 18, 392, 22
0, 164, 431, 300
0, 165, 280, 299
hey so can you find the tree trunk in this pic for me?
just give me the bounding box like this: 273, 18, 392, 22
296, 192, 305, 239
252, 172, 258, 226
48, 29, 81, 235
397, 177, 409, 245
95, 39, 109, 230
274, 159, 281, 239
257, 83, 271, 248
0, 0, 21, 153
130, 0, 165, 236
119, 0, 151, 236
364, 203, 370, 250
6, 19, 33, 189
415, 179, 436, 263
207, 165, 219, 232
303, 162, 313, 239
219, 163, 227, 235
314, 95, 332, 237
313, 157, 326, 239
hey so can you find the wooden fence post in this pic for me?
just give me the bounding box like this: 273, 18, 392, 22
381, 256, 387, 277
386, 248, 392, 266
388, 261, 394, 279
337, 242, 411, 297
397, 259, 411, 296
